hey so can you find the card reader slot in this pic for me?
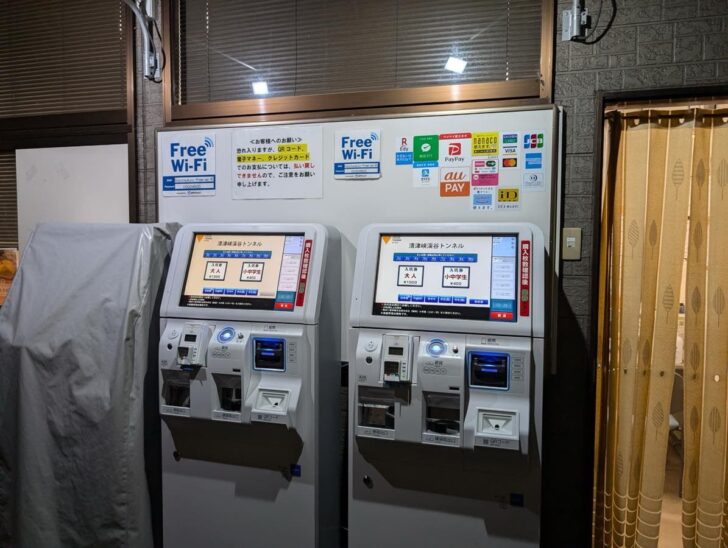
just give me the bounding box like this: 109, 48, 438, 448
469, 351, 510, 390
253, 338, 285, 371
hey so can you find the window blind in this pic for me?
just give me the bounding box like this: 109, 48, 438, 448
175, 0, 542, 104
0, 1, 128, 118
0, 152, 17, 248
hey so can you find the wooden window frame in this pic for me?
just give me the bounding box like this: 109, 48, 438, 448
162, 0, 554, 125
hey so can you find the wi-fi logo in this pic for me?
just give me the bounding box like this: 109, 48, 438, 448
203, 137, 214, 148
370, 132, 379, 141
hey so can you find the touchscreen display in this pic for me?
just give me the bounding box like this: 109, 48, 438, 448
180, 233, 307, 311
372, 234, 518, 322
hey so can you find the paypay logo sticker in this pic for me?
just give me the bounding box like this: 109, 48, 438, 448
439, 132, 472, 166
162, 133, 216, 196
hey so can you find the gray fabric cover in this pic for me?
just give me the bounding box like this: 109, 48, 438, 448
0, 223, 174, 547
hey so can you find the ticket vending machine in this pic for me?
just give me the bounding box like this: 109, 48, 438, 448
158, 223, 340, 548
348, 223, 546, 547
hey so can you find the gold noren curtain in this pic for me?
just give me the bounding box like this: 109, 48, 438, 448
594, 107, 728, 547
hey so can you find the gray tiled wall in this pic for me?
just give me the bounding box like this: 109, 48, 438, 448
555, 0, 728, 341
134, 6, 164, 224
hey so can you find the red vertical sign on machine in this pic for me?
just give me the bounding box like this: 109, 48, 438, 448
520, 240, 530, 317
296, 240, 313, 307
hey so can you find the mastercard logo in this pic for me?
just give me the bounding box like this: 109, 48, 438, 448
502, 158, 518, 168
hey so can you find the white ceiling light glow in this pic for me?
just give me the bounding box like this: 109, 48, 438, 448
252, 81, 269, 95
444, 56, 467, 74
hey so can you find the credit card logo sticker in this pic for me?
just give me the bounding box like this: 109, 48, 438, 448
523, 133, 544, 149
525, 152, 542, 169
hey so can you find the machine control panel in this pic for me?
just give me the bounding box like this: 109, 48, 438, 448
353, 329, 531, 452
160, 319, 305, 427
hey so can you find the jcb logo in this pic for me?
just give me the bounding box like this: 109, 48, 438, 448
498, 188, 519, 202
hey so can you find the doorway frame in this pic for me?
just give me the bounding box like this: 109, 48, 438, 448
588, 83, 728, 538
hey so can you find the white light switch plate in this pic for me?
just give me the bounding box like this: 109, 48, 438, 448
562, 227, 582, 261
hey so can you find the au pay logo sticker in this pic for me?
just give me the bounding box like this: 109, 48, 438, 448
440, 167, 471, 197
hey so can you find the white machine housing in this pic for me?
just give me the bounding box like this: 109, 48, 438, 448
158, 223, 341, 548
349, 222, 545, 547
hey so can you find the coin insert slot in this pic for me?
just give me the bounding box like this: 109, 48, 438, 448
424, 393, 461, 435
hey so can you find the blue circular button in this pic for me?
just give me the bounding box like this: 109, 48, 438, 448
427, 339, 447, 356
218, 327, 235, 343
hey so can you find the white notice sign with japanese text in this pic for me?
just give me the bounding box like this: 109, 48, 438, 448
232, 125, 323, 200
